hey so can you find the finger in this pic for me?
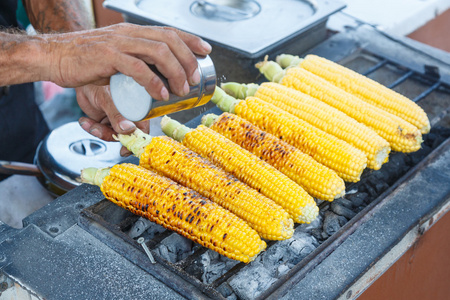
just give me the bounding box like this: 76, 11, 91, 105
78, 116, 117, 141
123, 39, 189, 97
94, 85, 137, 135
164, 27, 212, 56
118, 27, 200, 88
135, 119, 150, 134
87, 123, 117, 141
120, 146, 133, 157
112, 52, 172, 101
91, 78, 111, 86
149, 28, 201, 86
76, 87, 108, 122
78, 116, 97, 133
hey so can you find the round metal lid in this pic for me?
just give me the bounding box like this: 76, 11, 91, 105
35, 122, 123, 192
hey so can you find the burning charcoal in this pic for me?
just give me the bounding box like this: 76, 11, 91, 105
321, 231, 329, 240
431, 132, 447, 149
384, 153, 407, 181
201, 251, 239, 284
424, 135, 434, 145
217, 282, 235, 299
262, 242, 289, 272
208, 249, 220, 262
409, 144, 431, 165
277, 264, 291, 277
372, 169, 387, 181
288, 239, 315, 265
185, 252, 210, 280
157, 234, 194, 262
366, 176, 378, 187
229, 262, 277, 300
361, 183, 377, 198
128, 217, 153, 238
355, 205, 366, 213
338, 216, 348, 227
374, 181, 389, 194
155, 244, 175, 262
331, 202, 356, 219
311, 228, 323, 242
323, 211, 342, 236
296, 214, 323, 233
202, 261, 227, 284
142, 221, 166, 240
346, 192, 368, 207
334, 197, 353, 209
293, 231, 319, 246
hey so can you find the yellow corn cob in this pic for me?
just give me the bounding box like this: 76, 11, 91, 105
209, 87, 368, 182
222, 82, 390, 170
117, 131, 294, 240
237, 97, 368, 181
298, 54, 430, 134
201, 112, 345, 201
161, 116, 319, 224
81, 164, 266, 263
255, 60, 423, 153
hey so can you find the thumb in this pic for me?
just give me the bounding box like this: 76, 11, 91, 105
106, 108, 137, 135
98, 86, 136, 135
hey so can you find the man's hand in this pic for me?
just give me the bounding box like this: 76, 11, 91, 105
0, 23, 212, 150
43, 23, 212, 101
76, 85, 148, 156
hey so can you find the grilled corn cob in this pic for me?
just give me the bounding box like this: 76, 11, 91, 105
116, 131, 294, 240
81, 164, 266, 263
276, 54, 430, 134
160, 116, 319, 224
209, 87, 368, 182
201, 112, 345, 201
256, 59, 423, 153
222, 82, 391, 170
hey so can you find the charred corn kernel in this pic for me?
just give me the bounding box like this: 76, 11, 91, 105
81, 164, 266, 263
209, 87, 367, 182
202, 112, 345, 201
161, 116, 319, 224
253, 82, 391, 170
255, 60, 423, 153
236, 97, 367, 182
299, 54, 430, 134
117, 131, 293, 240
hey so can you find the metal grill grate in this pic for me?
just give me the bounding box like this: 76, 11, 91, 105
342, 50, 450, 126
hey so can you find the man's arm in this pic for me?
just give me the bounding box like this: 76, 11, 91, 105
0, 32, 48, 85
22, 0, 94, 32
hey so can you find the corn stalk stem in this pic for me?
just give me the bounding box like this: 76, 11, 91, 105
161, 115, 191, 142
80, 167, 110, 187
116, 129, 152, 158
255, 56, 285, 83
221, 82, 259, 99
201, 113, 219, 127
210, 86, 240, 113
276, 54, 303, 69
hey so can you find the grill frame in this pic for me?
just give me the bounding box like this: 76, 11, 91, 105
0, 24, 449, 300
77, 24, 450, 300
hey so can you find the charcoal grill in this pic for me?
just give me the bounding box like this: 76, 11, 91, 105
0, 24, 449, 300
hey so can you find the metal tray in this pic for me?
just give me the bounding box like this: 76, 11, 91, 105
103, 0, 345, 57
